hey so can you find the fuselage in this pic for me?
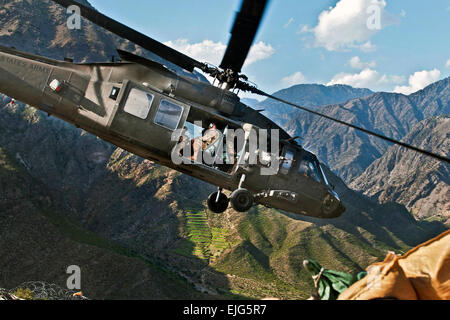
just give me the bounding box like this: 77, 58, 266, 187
0, 45, 344, 218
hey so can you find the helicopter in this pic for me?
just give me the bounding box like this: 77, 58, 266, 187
1, 0, 446, 219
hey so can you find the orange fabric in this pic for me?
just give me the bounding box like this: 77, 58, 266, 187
338, 230, 450, 300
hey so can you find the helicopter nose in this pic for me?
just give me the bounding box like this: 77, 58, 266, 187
322, 192, 345, 218
335, 201, 346, 217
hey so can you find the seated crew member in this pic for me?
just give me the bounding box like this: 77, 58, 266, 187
174, 126, 190, 157
299, 160, 311, 177
191, 123, 221, 161
299, 159, 321, 182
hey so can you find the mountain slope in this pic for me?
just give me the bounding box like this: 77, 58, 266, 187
0, 142, 212, 300
2, 99, 447, 299
350, 116, 450, 224
0, 0, 207, 80
0, 97, 446, 299
0, 0, 115, 62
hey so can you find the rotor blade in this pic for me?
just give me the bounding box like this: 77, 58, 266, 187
51, 0, 205, 72
251, 88, 450, 164
219, 0, 269, 73
116, 49, 176, 75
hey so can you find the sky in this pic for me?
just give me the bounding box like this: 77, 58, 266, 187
88, 0, 450, 100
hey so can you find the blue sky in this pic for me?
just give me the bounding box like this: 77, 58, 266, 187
89, 0, 450, 98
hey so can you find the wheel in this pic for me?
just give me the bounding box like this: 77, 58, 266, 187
207, 191, 229, 213
230, 188, 254, 212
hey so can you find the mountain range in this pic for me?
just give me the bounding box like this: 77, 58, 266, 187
257, 78, 449, 184
0, 0, 448, 299
0, 101, 444, 299
350, 116, 449, 224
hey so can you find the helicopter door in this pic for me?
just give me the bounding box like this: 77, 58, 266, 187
109, 81, 189, 154
267, 146, 296, 190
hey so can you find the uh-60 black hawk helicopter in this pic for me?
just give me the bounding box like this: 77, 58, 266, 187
1, 0, 448, 218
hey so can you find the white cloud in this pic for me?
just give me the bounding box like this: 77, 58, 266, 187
164, 39, 226, 66
310, 0, 393, 51
281, 72, 307, 88
328, 69, 381, 88
394, 69, 441, 95
327, 68, 405, 91
446, 59, 450, 68
238, 91, 265, 102
284, 18, 294, 28
358, 41, 377, 52
164, 39, 274, 68
349, 56, 376, 70
400, 9, 406, 17
245, 42, 275, 66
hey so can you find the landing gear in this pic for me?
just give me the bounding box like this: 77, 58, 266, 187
207, 189, 229, 213
230, 188, 254, 212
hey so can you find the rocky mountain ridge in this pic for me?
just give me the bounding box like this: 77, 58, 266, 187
350, 116, 449, 224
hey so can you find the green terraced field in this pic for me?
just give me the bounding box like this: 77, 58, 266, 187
185, 211, 211, 260
179, 212, 231, 262
210, 228, 230, 263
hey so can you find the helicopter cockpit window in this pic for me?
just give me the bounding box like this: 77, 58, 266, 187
154, 99, 184, 130
280, 148, 295, 175
123, 88, 154, 120
298, 154, 322, 183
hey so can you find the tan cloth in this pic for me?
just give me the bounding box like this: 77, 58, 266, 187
191, 128, 220, 161
338, 230, 450, 300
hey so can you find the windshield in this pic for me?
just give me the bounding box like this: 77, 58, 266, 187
281, 148, 295, 175
298, 153, 322, 183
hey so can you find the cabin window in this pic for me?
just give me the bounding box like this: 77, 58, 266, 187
123, 88, 154, 119
298, 154, 322, 183
154, 99, 184, 130
280, 148, 295, 174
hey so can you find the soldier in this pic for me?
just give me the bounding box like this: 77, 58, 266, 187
191, 123, 221, 162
